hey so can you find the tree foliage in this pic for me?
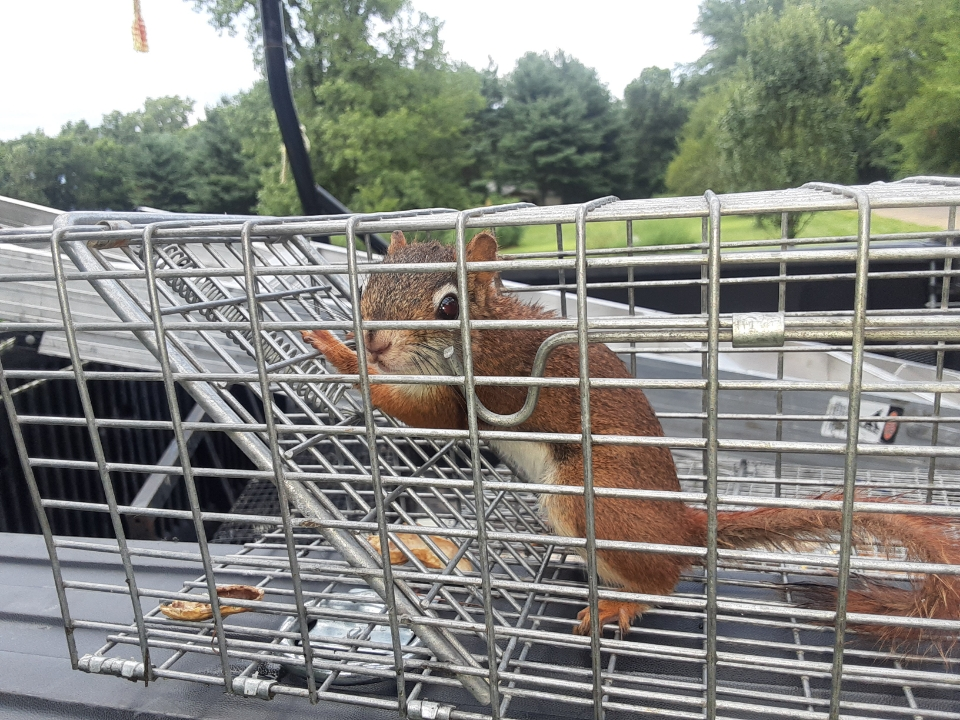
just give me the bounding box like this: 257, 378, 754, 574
618, 67, 690, 199
719, 4, 857, 190
695, 0, 787, 74
101, 96, 194, 143
696, 0, 868, 75
0, 95, 258, 214
671, 0, 958, 194
0, 121, 133, 211
847, 0, 960, 175
293, 55, 483, 213
668, 3, 858, 199
492, 51, 619, 204
664, 87, 734, 197
195, 0, 485, 214
185, 103, 261, 214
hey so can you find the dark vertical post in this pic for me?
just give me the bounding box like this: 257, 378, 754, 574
260, 0, 323, 217
259, 0, 387, 252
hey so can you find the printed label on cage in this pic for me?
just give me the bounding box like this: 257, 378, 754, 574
820, 396, 902, 444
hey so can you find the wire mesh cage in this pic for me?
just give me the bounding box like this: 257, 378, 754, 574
0, 178, 958, 720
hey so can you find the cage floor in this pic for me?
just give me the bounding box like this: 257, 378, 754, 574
60, 491, 960, 720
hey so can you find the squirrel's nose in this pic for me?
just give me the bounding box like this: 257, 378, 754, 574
365, 332, 392, 360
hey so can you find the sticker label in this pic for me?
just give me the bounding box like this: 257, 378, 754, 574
820, 396, 903, 444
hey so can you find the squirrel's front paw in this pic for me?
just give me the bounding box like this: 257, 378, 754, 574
302, 329, 339, 353
302, 329, 359, 374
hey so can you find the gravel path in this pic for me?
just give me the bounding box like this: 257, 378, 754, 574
873, 206, 953, 229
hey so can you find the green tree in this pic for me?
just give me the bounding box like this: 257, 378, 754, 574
55, 123, 133, 210
186, 101, 260, 214
92, 96, 197, 212
494, 51, 619, 204
101, 96, 194, 143
0, 132, 56, 206
618, 67, 690, 199
194, 0, 485, 214
668, 5, 857, 200
0, 94, 260, 214
719, 5, 857, 190
695, 0, 868, 75
0, 123, 133, 211
695, 0, 787, 75
195, 0, 406, 94
468, 61, 506, 191
664, 87, 733, 197
301, 59, 483, 212
889, 43, 960, 175
847, 0, 960, 175
130, 132, 194, 211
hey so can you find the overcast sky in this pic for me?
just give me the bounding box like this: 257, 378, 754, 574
0, 0, 708, 141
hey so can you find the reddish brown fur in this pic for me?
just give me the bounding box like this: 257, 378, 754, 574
303, 231, 960, 649
694, 495, 960, 653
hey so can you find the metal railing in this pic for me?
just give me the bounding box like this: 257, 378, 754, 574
0, 178, 958, 720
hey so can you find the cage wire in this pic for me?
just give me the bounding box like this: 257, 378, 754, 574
0, 178, 959, 720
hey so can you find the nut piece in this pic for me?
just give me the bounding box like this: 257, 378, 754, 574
159, 584, 265, 622
368, 533, 472, 572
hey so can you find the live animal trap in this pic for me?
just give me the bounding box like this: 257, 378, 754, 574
1, 178, 959, 720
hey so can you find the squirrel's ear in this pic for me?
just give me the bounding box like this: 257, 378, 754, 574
387, 230, 407, 255
463, 231, 499, 287
465, 231, 498, 262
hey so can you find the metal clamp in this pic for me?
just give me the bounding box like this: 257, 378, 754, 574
231, 676, 277, 699
78, 654, 146, 681
89, 220, 135, 249
408, 699, 454, 720
731, 312, 785, 348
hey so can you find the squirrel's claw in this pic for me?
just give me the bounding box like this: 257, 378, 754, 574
574, 600, 645, 636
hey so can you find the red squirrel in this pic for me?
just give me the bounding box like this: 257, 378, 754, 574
303, 230, 960, 648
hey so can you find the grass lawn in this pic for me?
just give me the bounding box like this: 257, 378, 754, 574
500, 211, 941, 254
323, 210, 939, 255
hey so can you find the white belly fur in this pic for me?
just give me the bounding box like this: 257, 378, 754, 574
490, 440, 625, 582
490, 439, 567, 538
489, 439, 555, 485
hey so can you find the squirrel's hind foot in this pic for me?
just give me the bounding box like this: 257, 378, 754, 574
574, 600, 646, 636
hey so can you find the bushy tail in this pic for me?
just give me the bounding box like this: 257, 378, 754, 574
686, 494, 960, 653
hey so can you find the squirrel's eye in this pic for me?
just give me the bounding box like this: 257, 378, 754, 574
437, 294, 459, 320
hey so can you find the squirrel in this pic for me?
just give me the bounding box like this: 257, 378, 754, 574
303, 230, 960, 649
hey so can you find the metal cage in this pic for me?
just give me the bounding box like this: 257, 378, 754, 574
0, 178, 958, 720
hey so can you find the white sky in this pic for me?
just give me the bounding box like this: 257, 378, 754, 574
0, 0, 708, 141
413, 0, 708, 95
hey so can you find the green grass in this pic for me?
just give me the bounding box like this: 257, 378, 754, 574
500, 211, 940, 254
320, 211, 938, 255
